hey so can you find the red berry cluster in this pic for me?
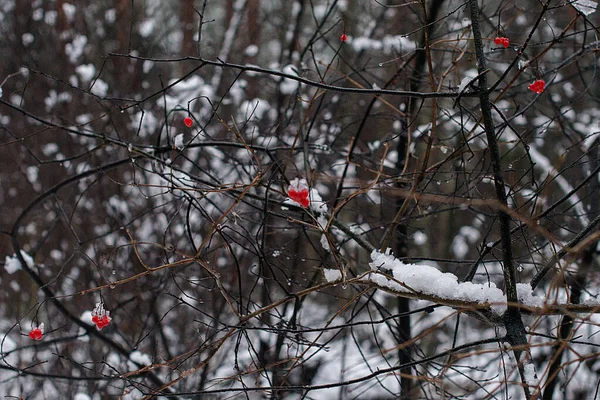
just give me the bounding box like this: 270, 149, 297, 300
528, 79, 546, 94
287, 178, 310, 208
91, 302, 111, 330
28, 323, 44, 340
494, 36, 510, 49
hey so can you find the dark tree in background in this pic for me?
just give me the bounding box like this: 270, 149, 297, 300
2, 0, 600, 398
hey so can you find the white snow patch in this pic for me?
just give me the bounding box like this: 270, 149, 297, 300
75, 113, 92, 125
173, 133, 184, 149
22, 33, 34, 46
62, 3, 76, 21
316, 215, 328, 230
75, 64, 96, 83
79, 310, 93, 330
90, 79, 108, 97
165, 75, 214, 108
129, 350, 152, 370
367, 250, 507, 314
517, 283, 546, 308
244, 44, 259, 57
315, 215, 331, 251
139, 19, 155, 38
240, 98, 271, 121
413, 231, 427, 246
350, 34, 416, 54
143, 60, 154, 74
26, 165, 39, 184
518, 59, 529, 70
457, 69, 479, 92
132, 110, 158, 138
523, 362, 538, 387
352, 36, 380, 51
309, 188, 328, 214
573, 0, 597, 15
65, 35, 87, 64
323, 268, 342, 282
584, 296, 600, 306
452, 235, 469, 258
105, 9, 116, 23
32, 8, 44, 22
279, 65, 300, 95
564, 81, 576, 97
45, 10, 57, 25
4, 250, 36, 274
452, 226, 480, 258
320, 234, 331, 252
458, 76, 475, 92
1, 334, 16, 353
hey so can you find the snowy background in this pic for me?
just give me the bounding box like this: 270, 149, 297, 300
1, 0, 600, 398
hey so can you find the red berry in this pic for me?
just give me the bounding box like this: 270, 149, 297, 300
340, 33, 347, 42
184, 117, 193, 127
528, 79, 545, 94
296, 194, 309, 208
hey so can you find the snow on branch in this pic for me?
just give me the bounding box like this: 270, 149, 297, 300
360, 250, 600, 321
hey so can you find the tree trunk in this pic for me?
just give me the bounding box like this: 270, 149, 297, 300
181, 0, 195, 56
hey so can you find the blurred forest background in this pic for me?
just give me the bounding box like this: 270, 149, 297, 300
2, 0, 600, 398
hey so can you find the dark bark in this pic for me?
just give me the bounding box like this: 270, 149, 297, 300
468, 1, 538, 398
395, 1, 445, 397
